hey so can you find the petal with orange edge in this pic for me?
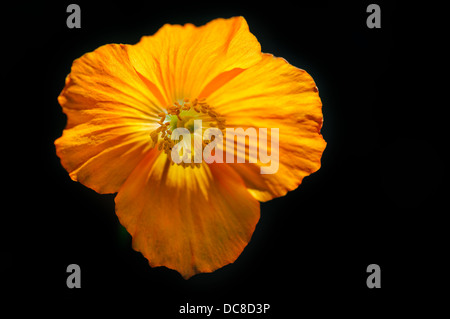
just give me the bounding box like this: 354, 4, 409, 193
208, 54, 326, 201
115, 152, 260, 279
55, 17, 326, 279
55, 43, 163, 194
126, 16, 262, 103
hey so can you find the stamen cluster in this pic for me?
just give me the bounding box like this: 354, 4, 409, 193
149, 98, 226, 168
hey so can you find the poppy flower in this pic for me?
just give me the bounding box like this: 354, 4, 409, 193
55, 16, 326, 279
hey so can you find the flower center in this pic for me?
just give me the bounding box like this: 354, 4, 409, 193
149, 98, 226, 168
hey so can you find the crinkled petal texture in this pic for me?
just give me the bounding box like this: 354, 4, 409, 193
126, 16, 262, 104
55, 43, 163, 194
115, 152, 260, 279
208, 54, 326, 202
55, 16, 261, 195
55, 16, 325, 279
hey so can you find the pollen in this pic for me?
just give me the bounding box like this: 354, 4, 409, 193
149, 98, 226, 167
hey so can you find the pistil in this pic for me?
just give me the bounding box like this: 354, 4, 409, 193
149, 98, 226, 167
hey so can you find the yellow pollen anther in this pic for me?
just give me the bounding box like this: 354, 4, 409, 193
149, 97, 227, 168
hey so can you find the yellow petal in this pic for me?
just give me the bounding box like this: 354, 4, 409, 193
115, 153, 260, 279
208, 54, 326, 201
56, 43, 162, 193
126, 16, 262, 103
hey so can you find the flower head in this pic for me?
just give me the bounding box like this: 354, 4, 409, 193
55, 16, 326, 279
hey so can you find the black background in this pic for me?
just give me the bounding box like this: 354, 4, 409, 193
3, 0, 447, 316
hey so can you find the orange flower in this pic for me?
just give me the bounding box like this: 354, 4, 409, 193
55, 16, 326, 279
